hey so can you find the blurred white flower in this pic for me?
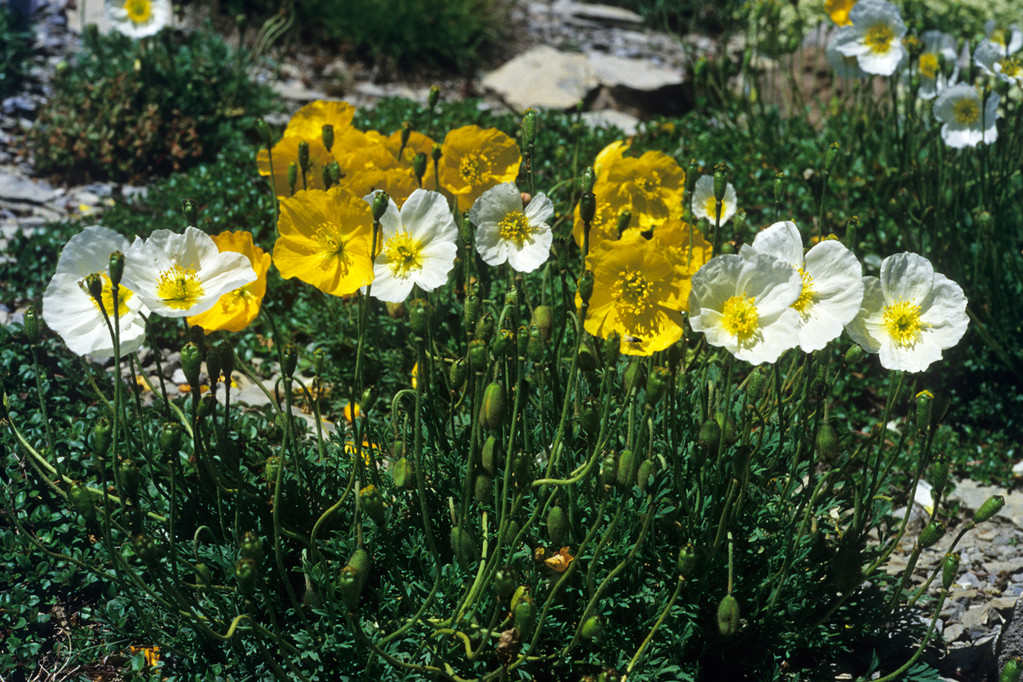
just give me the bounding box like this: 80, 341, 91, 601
975, 39, 1023, 87
42, 225, 149, 359
914, 31, 958, 99
984, 20, 1022, 56
740, 221, 863, 352
933, 84, 999, 148
106, 0, 171, 39
692, 174, 738, 226
833, 0, 907, 76
469, 182, 554, 272
845, 252, 968, 372
121, 226, 256, 318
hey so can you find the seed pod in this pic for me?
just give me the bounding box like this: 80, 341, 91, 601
547, 506, 570, 547
475, 313, 496, 344
616, 449, 638, 489
974, 495, 1005, 524
321, 123, 334, 152
677, 543, 696, 576
481, 436, 500, 475
360, 485, 385, 526
464, 294, 481, 331
514, 596, 535, 636
287, 162, 298, 194
526, 325, 545, 362
206, 346, 222, 385
481, 383, 506, 431
942, 552, 960, 590
600, 453, 617, 486
517, 325, 530, 358
235, 557, 258, 596
917, 521, 946, 549
451, 525, 478, 570
181, 341, 202, 387
622, 360, 645, 394
581, 615, 603, 640
449, 358, 468, 389
91, 417, 113, 457
916, 390, 934, 431
492, 328, 514, 358
816, 424, 839, 461
494, 568, 516, 601
69, 482, 95, 522
297, 140, 310, 172
474, 474, 493, 504
240, 531, 263, 561
717, 594, 740, 636
468, 340, 488, 373
408, 298, 431, 337
119, 460, 140, 498
512, 451, 532, 486
636, 459, 658, 491
391, 457, 414, 490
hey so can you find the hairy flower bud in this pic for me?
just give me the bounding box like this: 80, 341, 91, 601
468, 340, 488, 373
942, 552, 960, 590
321, 124, 334, 152
23, 306, 40, 344
281, 344, 298, 379
521, 109, 538, 147
297, 140, 310, 172
181, 341, 202, 387
428, 85, 441, 110
475, 313, 495, 344
119, 460, 140, 498
579, 192, 596, 223
360, 485, 385, 526
481, 382, 506, 431
255, 118, 273, 149
577, 270, 594, 305
408, 298, 432, 337
287, 162, 298, 195
158, 422, 182, 457
616, 209, 632, 238
413, 152, 427, 185
717, 594, 740, 636
581, 615, 603, 640
974, 495, 1005, 524
240, 531, 263, 561
645, 366, 670, 406
371, 191, 390, 222
917, 521, 946, 549
915, 390, 934, 431
449, 358, 468, 389
547, 505, 569, 547
108, 250, 124, 288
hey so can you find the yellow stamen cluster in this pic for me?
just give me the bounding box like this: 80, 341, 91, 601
792, 268, 816, 315
882, 299, 926, 347
459, 154, 491, 185
918, 53, 939, 79
1001, 58, 1022, 79
497, 211, 534, 247
384, 232, 424, 279
864, 23, 895, 54
125, 0, 152, 24
314, 222, 346, 268
611, 271, 652, 316
156, 265, 204, 310
721, 294, 759, 344
952, 97, 980, 125
704, 196, 724, 221
636, 172, 662, 197
85, 272, 133, 318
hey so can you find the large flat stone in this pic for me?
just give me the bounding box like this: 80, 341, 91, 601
588, 53, 682, 92
550, 1, 644, 26
0, 171, 56, 204
482, 46, 596, 113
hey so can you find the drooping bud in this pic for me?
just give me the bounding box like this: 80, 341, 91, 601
622, 360, 645, 394
577, 341, 598, 372
973, 495, 1005, 524
281, 344, 298, 379
24, 306, 40, 344
717, 594, 740, 636
158, 422, 183, 457
579, 192, 596, 223
636, 458, 658, 491
451, 525, 478, 570
942, 552, 960, 590
481, 435, 501, 475
413, 152, 427, 185
235, 558, 258, 596
616, 449, 638, 489
645, 366, 670, 406
69, 482, 96, 522
698, 419, 721, 450
581, 615, 603, 640
917, 521, 946, 549
677, 543, 696, 576
181, 341, 202, 387
481, 382, 506, 431
391, 456, 413, 489
119, 460, 140, 498
577, 398, 600, 438
815, 424, 840, 461
843, 344, 863, 366
85, 273, 104, 306
577, 270, 594, 304
547, 505, 569, 546
321, 124, 334, 152
531, 306, 553, 341
494, 568, 516, 601
521, 108, 538, 147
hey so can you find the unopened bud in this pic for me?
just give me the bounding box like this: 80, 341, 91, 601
481, 382, 506, 431
1002, 657, 1023, 682
602, 331, 620, 366
717, 594, 740, 636
413, 152, 427, 184
825, 142, 840, 173
521, 108, 538, 147
360, 485, 385, 526
579, 192, 596, 223
240, 531, 263, 561
929, 454, 950, 499
577, 270, 594, 304
844, 344, 864, 365
677, 543, 697, 576
158, 422, 182, 456
255, 118, 273, 149
297, 140, 310, 172
214, 340, 234, 379
281, 344, 298, 379
119, 459, 140, 497
616, 209, 632, 237
431, 143, 442, 164
321, 124, 334, 152
329, 160, 341, 184
371, 191, 390, 221
686, 159, 699, 195
400, 121, 412, 149
468, 340, 488, 372
917, 521, 946, 549
475, 313, 495, 344
287, 162, 298, 195
622, 360, 645, 394
713, 169, 727, 202
408, 298, 432, 337
915, 390, 934, 431
974, 495, 1005, 524
391, 456, 413, 489
24, 306, 40, 343
580, 167, 595, 193
181, 341, 202, 387
428, 85, 441, 109
527, 325, 545, 362
108, 251, 124, 287
942, 552, 960, 590
235, 558, 258, 596
91, 417, 113, 456
774, 172, 785, 205
449, 358, 468, 389
816, 424, 840, 460
645, 366, 670, 406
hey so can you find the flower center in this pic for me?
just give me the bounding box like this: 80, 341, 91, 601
125, 0, 152, 24
991, 28, 1007, 48
459, 154, 491, 186
1000, 57, 1022, 79
384, 231, 424, 279
918, 53, 939, 79
792, 268, 816, 316
84, 272, 133, 318
497, 210, 534, 247
156, 265, 204, 310
611, 271, 652, 316
864, 22, 895, 54
314, 221, 348, 270
882, 299, 927, 347
721, 294, 759, 344
636, 172, 661, 197
952, 97, 980, 125
703, 196, 724, 221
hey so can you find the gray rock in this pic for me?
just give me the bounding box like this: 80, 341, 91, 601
998, 597, 1023, 675
950, 479, 1023, 526
0, 171, 56, 204
578, 109, 640, 136
550, 0, 644, 27
588, 53, 682, 92
271, 80, 330, 104
482, 46, 596, 113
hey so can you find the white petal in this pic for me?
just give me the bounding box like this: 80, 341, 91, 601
469, 182, 520, 226
750, 221, 804, 268
844, 277, 884, 354
401, 189, 457, 243
880, 253, 934, 306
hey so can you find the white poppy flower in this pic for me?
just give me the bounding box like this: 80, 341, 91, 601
833, 0, 907, 76
365, 189, 457, 302
914, 31, 958, 99
933, 84, 999, 148
845, 253, 968, 372
975, 39, 1023, 87
740, 221, 863, 353
691, 174, 738, 226
827, 33, 868, 79
106, 0, 171, 39
984, 21, 1023, 56
42, 225, 149, 359
688, 253, 802, 365
468, 182, 554, 272
121, 226, 257, 318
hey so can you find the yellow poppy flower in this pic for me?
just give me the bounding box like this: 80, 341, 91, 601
580, 231, 686, 356
187, 231, 271, 333
257, 135, 336, 199
572, 193, 632, 250
438, 125, 521, 212
282, 100, 357, 141
344, 167, 420, 209
593, 140, 631, 178
272, 188, 374, 297
599, 151, 685, 232
544, 547, 575, 573
826, 0, 856, 26
647, 219, 713, 311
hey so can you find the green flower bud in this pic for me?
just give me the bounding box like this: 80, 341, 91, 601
825, 141, 840, 174
428, 85, 441, 109
198, 393, 217, 420
717, 594, 740, 636
577, 270, 594, 305
91, 417, 113, 456
622, 360, 645, 394
579, 192, 596, 223
468, 340, 488, 373
360, 485, 385, 526
816, 424, 840, 461
391, 456, 414, 490
206, 348, 222, 386
195, 562, 212, 587
451, 525, 478, 570
133, 534, 162, 565
698, 418, 721, 451
524, 325, 543, 362
408, 298, 432, 337
481, 435, 500, 475
531, 306, 553, 341
844, 344, 864, 365
431, 143, 442, 164
255, 118, 274, 149
513, 595, 535, 635
108, 250, 124, 288
240, 531, 263, 561
464, 294, 481, 332
321, 165, 333, 188
69, 482, 95, 522
413, 152, 427, 184
915, 390, 934, 431
577, 341, 599, 372
119, 460, 140, 498
685, 159, 699, 195
917, 521, 946, 549
214, 340, 234, 380
773, 172, 785, 206
974, 495, 1005, 524
577, 398, 600, 438
182, 198, 198, 226
942, 552, 960, 590
399, 121, 412, 150
475, 313, 495, 344
449, 358, 468, 389
235, 558, 258, 596
677, 543, 696, 576
371, 191, 390, 222
321, 124, 334, 152
181, 341, 202, 387
159, 422, 183, 458
516, 325, 530, 358
494, 567, 516, 601
281, 343, 298, 379
481, 382, 506, 431
85, 273, 104, 306
616, 209, 632, 238
23, 306, 41, 344
645, 366, 670, 406
929, 454, 950, 499
579, 167, 595, 193
1002, 657, 1023, 682
547, 505, 569, 546
297, 140, 310, 172
492, 328, 514, 358
636, 458, 658, 491
329, 160, 341, 184
845, 216, 859, 249
581, 615, 603, 640
521, 108, 538, 147
287, 162, 298, 195
474, 473, 493, 504
602, 331, 620, 366
713, 169, 727, 202
616, 449, 638, 489
600, 453, 617, 486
